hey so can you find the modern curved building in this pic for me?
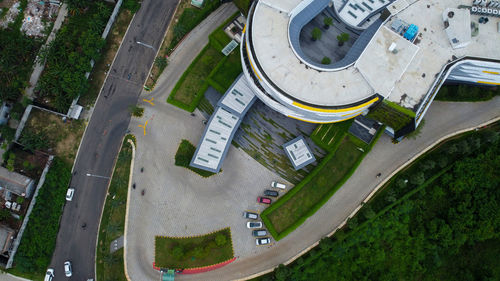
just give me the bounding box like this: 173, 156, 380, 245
241, 0, 500, 128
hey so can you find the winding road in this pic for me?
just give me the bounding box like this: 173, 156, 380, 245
47, 0, 177, 280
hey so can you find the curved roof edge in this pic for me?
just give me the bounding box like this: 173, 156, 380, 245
288, 0, 386, 71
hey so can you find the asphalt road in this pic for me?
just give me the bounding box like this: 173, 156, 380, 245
48, 0, 177, 280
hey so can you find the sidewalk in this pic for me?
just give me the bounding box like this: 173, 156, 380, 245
24, 4, 68, 100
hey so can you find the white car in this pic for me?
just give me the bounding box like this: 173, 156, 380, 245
247, 221, 262, 229
271, 181, 286, 189
66, 188, 75, 201
44, 268, 54, 281
64, 261, 72, 277
256, 237, 271, 245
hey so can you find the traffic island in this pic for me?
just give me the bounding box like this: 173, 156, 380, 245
154, 227, 234, 271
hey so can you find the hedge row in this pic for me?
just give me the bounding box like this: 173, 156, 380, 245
261, 128, 384, 240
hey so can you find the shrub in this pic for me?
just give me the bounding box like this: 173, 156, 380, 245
19, 130, 49, 152
410, 172, 425, 186
6, 152, 15, 171
215, 233, 227, 246
311, 27, 322, 41
172, 245, 184, 259
0, 209, 10, 220
128, 105, 144, 117
321, 56, 331, 64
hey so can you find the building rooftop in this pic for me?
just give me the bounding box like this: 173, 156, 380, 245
282, 135, 316, 170
251, 3, 375, 107
355, 26, 419, 97
0, 166, 34, 198
250, 0, 500, 111
190, 75, 256, 173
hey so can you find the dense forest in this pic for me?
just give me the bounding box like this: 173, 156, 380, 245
261, 129, 500, 281
35, 1, 112, 111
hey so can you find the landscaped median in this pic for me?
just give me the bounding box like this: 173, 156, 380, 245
154, 227, 234, 270
261, 126, 384, 240
96, 135, 135, 281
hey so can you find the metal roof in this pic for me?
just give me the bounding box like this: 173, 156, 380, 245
282, 135, 316, 170
190, 75, 256, 173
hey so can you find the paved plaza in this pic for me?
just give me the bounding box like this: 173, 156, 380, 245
125, 101, 290, 280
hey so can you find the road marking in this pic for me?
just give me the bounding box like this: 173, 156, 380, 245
138, 120, 149, 136
143, 97, 155, 106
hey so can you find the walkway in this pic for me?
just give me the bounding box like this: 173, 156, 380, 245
24, 4, 68, 99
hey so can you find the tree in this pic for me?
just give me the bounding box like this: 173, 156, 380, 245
410, 172, 425, 186
337, 33, 350, 46
311, 27, 322, 41
0, 209, 10, 220
323, 17, 333, 29
155, 56, 168, 71
128, 105, 144, 117
420, 160, 435, 171
321, 56, 331, 65
274, 264, 292, 281
6, 152, 15, 172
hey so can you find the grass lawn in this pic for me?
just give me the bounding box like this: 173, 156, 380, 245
310, 120, 353, 152
22, 108, 85, 164
155, 228, 233, 269
167, 45, 224, 111
207, 49, 242, 93
96, 135, 134, 281
367, 101, 414, 131
266, 137, 363, 234
174, 139, 216, 177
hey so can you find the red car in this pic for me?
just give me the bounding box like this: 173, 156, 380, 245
257, 197, 272, 204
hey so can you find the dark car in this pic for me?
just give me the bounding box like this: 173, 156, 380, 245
263, 189, 279, 197
257, 197, 272, 204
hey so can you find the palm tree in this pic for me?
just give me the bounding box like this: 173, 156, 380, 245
311, 27, 322, 41
337, 33, 350, 46
323, 17, 333, 29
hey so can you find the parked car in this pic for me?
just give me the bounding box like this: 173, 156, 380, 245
257, 197, 272, 204
44, 268, 54, 281
252, 229, 268, 237
271, 181, 286, 189
263, 189, 279, 197
256, 237, 271, 245
66, 188, 75, 201
64, 261, 72, 277
243, 211, 258, 220
247, 221, 263, 229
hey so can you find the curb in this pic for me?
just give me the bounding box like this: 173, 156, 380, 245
241, 115, 500, 280
123, 138, 136, 281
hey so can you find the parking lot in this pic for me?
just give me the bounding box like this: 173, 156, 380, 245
125, 102, 290, 280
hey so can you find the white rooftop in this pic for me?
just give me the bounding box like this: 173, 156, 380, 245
252, 3, 375, 107
191, 107, 240, 171
218, 77, 255, 115
338, 0, 391, 27
443, 8, 472, 49
355, 26, 419, 97
282, 136, 316, 170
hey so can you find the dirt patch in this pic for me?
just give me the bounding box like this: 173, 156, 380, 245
0, 0, 17, 9
23, 108, 85, 164
79, 9, 134, 107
